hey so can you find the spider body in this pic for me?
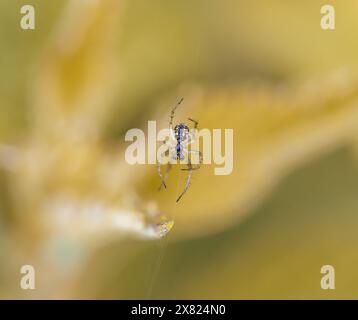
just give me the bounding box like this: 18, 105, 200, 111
157, 98, 203, 202
174, 123, 189, 160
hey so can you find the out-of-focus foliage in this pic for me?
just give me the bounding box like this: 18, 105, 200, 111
1, 0, 358, 299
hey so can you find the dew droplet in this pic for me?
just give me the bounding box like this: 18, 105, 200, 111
155, 220, 174, 238
146, 219, 174, 239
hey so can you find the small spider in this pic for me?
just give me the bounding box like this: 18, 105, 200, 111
157, 98, 202, 202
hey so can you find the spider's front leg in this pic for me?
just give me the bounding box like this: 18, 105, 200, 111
186, 118, 199, 147
187, 117, 198, 130
169, 98, 184, 140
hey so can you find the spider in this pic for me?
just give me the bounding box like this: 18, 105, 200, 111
157, 98, 202, 202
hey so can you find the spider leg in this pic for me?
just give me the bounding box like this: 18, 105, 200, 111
176, 161, 193, 203
176, 149, 202, 202
169, 97, 184, 130
157, 140, 171, 190
187, 117, 198, 130
185, 118, 199, 145
185, 150, 202, 170
158, 162, 172, 191
186, 130, 197, 145
157, 162, 167, 190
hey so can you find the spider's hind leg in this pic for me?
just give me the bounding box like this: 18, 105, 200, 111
176, 149, 202, 202
157, 140, 172, 190
176, 160, 193, 203
158, 162, 172, 191
157, 162, 167, 190
184, 150, 202, 170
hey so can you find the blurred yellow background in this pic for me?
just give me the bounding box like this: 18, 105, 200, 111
1, 0, 358, 299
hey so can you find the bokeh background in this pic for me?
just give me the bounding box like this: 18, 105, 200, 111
1, 0, 358, 299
